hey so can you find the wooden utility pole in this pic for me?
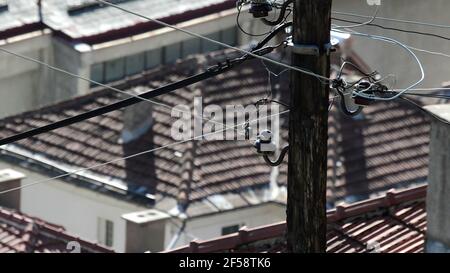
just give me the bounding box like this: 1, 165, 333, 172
287, 0, 332, 253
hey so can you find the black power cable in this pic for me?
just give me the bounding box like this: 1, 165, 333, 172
0, 53, 254, 146
0, 24, 293, 147
261, 0, 293, 26
237, 1, 272, 37
263, 145, 289, 166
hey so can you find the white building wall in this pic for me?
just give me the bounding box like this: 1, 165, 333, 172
169, 203, 286, 249
0, 160, 146, 253
0, 157, 288, 252
0, 31, 52, 118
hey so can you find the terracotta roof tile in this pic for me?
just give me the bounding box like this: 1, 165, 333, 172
165, 185, 427, 253
0, 207, 114, 253
0, 49, 430, 208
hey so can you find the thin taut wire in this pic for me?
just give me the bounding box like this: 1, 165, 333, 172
94, 0, 332, 82
0, 110, 289, 195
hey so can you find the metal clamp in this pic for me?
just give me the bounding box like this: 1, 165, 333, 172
289, 42, 336, 56
291, 44, 320, 56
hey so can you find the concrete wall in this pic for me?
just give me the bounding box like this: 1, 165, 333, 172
423, 104, 450, 252
0, 32, 51, 118
44, 37, 84, 103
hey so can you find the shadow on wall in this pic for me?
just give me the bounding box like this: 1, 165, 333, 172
338, 111, 370, 203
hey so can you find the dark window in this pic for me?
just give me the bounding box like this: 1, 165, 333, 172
0, 0, 7, 13
221, 27, 238, 46
105, 58, 125, 82
145, 48, 162, 69
98, 218, 114, 247
221, 224, 240, 236
90, 63, 104, 85
164, 43, 181, 64
105, 220, 114, 247
202, 32, 221, 53
182, 38, 201, 58
125, 53, 145, 76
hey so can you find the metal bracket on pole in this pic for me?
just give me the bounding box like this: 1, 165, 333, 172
289, 42, 336, 56
291, 44, 320, 56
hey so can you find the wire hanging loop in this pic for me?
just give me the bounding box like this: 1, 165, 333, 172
263, 145, 289, 167
261, 0, 293, 26
331, 78, 364, 117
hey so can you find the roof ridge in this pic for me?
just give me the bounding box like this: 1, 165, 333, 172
0, 207, 114, 253
0, 206, 65, 231
22, 220, 40, 253
327, 185, 427, 222
164, 184, 427, 253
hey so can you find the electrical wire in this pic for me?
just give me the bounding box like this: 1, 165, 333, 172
332, 5, 380, 30
0, 21, 294, 147
0, 47, 237, 136
330, 23, 450, 61
0, 50, 255, 146
402, 92, 450, 100
402, 87, 450, 92
332, 10, 450, 30
0, 22, 293, 142
93, 0, 332, 82
261, 0, 293, 26
406, 46, 450, 59
236, 1, 273, 37
260, 50, 289, 99
0, 109, 290, 195
333, 28, 450, 98
332, 17, 450, 41
398, 96, 450, 125
263, 144, 289, 166
0, 40, 290, 146
332, 28, 425, 101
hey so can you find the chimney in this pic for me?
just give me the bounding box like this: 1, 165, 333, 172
122, 209, 171, 253
424, 104, 450, 253
120, 88, 153, 144
37, 0, 43, 23
0, 169, 25, 210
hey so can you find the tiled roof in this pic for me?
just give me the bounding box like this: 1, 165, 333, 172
0, 49, 430, 215
164, 185, 427, 253
0, 0, 235, 43
0, 0, 43, 40
0, 207, 114, 253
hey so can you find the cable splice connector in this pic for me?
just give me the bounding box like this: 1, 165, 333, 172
254, 130, 288, 167
353, 80, 389, 105
332, 78, 364, 117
